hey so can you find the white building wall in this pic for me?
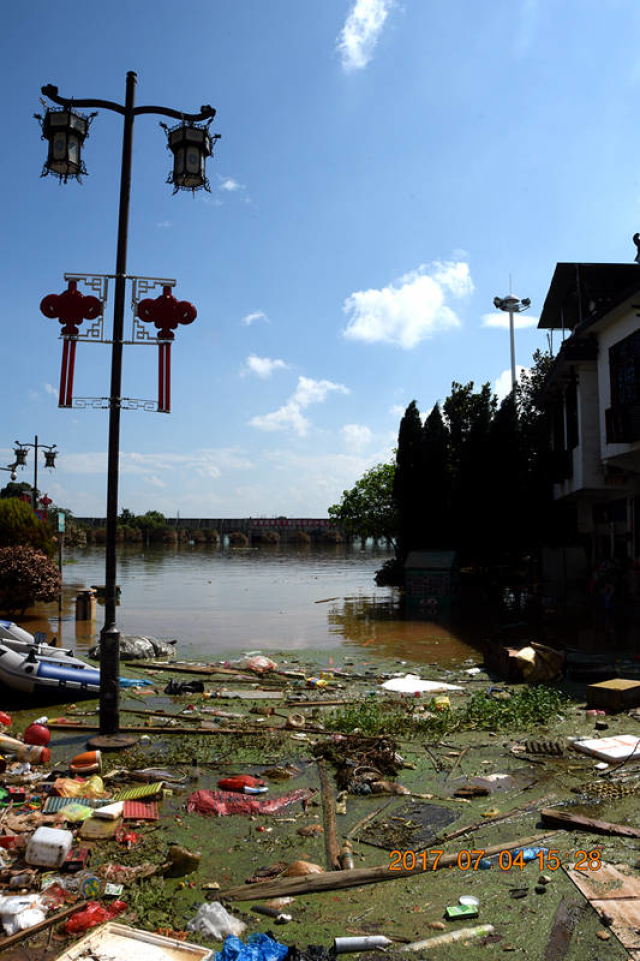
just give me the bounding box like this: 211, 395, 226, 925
578, 365, 604, 488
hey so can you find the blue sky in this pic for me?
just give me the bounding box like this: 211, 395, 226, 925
3, 0, 640, 519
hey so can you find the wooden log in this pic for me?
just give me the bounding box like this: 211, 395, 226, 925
346, 800, 393, 840
540, 807, 640, 838
437, 793, 558, 843
317, 759, 340, 870
218, 832, 556, 901
0, 899, 89, 952
544, 897, 584, 961
48, 722, 315, 736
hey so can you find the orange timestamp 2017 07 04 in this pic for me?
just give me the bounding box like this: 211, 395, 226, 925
389, 849, 602, 872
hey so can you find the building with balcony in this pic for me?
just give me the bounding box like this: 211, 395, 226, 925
538, 262, 640, 566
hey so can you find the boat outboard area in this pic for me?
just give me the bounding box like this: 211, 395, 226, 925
0, 620, 151, 697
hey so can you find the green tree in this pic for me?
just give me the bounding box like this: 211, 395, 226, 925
0, 482, 32, 500
393, 401, 425, 563
329, 463, 397, 545
0, 499, 54, 556
443, 382, 496, 556
0, 546, 61, 616
421, 402, 451, 548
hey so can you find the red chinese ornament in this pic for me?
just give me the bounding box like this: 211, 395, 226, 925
136, 286, 197, 413
40, 280, 102, 408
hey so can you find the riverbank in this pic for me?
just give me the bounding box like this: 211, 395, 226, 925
0, 644, 638, 959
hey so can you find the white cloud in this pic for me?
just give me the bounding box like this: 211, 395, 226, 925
242, 311, 269, 326
244, 354, 289, 378
250, 402, 311, 437
220, 177, 243, 192
337, 0, 393, 71
62, 448, 254, 477
494, 366, 527, 401
482, 311, 539, 330
250, 376, 350, 437
342, 261, 473, 349
389, 404, 405, 418
341, 423, 372, 452
44, 383, 57, 397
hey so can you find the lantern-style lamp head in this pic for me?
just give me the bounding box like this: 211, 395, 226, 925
35, 106, 95, 183
162, 120, 219, 194
13, 446, 27, 467
44, 449, 57, 469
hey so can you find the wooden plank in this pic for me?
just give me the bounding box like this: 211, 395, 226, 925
544, 897, 584, 961
565, 863, 640, 950
219, 832, 556, 901
317, 759, 340, 870
565, 862, 640, 902
541, 807, 640, 838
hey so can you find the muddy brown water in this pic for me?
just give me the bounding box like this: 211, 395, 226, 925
17, 544, 484, 666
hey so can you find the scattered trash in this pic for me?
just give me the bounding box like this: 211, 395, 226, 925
25, 827, 74, 867
572, 734, 640, 762
513, 643, 564, 683
186, 901, 246, 939
218, 775, 268, 795
401, 924, 495, 951
165, 679, 205, 695
334, 936, 393, 953
63, 899, 127, 934
380, 675, 462, 695
215, 933, 288, 961
186, 788, 313, 817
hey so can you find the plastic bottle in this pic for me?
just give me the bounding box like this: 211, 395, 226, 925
339, 841, 354, 871
0, 734, 50, 765
402, 924, 495, 952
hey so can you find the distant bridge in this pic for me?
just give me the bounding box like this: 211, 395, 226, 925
74, 517, 346, 539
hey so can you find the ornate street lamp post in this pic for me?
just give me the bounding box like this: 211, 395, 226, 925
38, 73, 219, 735
492, 293, 531, 392
14, 438, 57, 509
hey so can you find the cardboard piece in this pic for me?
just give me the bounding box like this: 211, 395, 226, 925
571, 734, 640, 763
587, 679, 640, 711
79, 816, 122, 840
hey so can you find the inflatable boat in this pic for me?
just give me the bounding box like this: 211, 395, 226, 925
0, 622, 151, 696
0, 620, 77, 657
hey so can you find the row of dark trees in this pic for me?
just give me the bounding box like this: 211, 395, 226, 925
330, 349, 564, 585
393, 350, 556, 576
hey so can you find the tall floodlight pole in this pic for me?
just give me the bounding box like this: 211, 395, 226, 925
493, 293, 531, 392
37, 73, 219, 735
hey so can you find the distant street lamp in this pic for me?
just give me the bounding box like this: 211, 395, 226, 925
0, 465, 18, 483
37, 72, 219, 736
493, 293, 531, 392
14, 437, 57, 509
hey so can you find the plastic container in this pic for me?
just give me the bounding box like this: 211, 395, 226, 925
70, 750, 102, 776
23, 723, 50, 746
0, 734, 50, 765
25, 827, 74, 868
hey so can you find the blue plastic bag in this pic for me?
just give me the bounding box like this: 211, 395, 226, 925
216, 933, 289, 961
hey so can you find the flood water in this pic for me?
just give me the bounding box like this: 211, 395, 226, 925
20, 543, 483, 666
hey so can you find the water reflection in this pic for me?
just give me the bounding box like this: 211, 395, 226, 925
12, 544, 481, 665
328, 595, 485, 664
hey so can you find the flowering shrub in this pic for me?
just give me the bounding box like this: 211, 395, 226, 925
0, 546, 61, 616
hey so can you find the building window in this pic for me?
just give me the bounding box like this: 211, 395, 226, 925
610, 330, 640, 407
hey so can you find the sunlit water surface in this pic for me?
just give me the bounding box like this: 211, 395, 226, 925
21, 544, 482, 666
